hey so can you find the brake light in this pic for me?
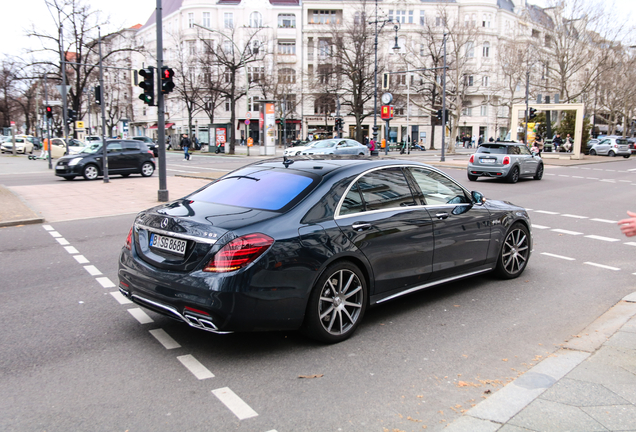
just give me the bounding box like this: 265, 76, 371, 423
148, 150, 154, 156
469, 154, 474, 163
503, 156, 510, 165
203, 233, 274, 273
125, 227, 133, 250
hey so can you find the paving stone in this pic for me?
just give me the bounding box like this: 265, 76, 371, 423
540, 378, 630, 407
622, 315, 636, 333
567, 359, 636, 404
582, 405, 636, 431
498, 425, 539, 432
441, 415, 501, 432
507, 399, 608, 431
604, 331, 636, 351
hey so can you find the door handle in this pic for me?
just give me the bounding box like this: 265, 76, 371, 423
352, 222, 372, 231
435, 212, 449, 220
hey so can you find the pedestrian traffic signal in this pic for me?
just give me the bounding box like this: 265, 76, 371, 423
138, 67, 155, 106
95, 85, 102, 105
67, 109, 77, 124
161, 67, 175, 94
334, 117, 344, 132
45, 106, 53, 119
436, 109, 443, 120
529, 107, 537, 120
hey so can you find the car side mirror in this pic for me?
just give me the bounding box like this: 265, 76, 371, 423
472, 191, 486, 204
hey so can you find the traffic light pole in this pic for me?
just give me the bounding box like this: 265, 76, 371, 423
156, 0, 168, 202
60, 24, 69, 155
44, 73, 52, 170
98, 27, 109, 183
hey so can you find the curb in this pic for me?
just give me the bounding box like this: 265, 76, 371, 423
444, 292, 636, 431
0, 185, 45, 228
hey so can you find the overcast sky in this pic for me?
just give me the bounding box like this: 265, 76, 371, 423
4, 0, 635, 60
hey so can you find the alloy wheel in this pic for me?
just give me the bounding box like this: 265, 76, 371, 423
318, 269, 364, 336
499, 225, 529, 277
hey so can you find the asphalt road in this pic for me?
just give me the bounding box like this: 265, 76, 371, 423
1, 152, 635, 431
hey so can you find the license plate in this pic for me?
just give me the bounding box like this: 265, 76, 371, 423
480, 158, 496, 164
150, 233, 187, 256
56, 166, 64, 170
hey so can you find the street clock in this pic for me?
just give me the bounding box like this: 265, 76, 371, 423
381, 92, 393, 105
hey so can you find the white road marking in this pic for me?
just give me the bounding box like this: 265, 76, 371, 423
584, 262, 620, 271
149, 329, 181, 349
64, 246, 79, 254
600, 179, 616, 183
96, 277, 115, 288
73, 255, 89, 264
545, 173, 556, 176
84, 265, 102, 276
535, 210, 560, 215
212, 387, 258, 420
593, 168, 604, 171
562, 214, 588, 219
49, 231, 61, 238
558, 175, 570, 177
572, 176, 585, 178
581, 167, 591, 170
532, 224, 550, 229
591, 218, 618, 224
552, 229, 583, 235
628, 168, 636, 171
619, 180, 632, 183
586, 177, 599, 180
178, 354, 215, 380
625, 242, 636, 247
56, 238, 70, 245
541, 252, 575, 261
585, 235, 620, 242
110, 291, 132, 305
606, 169, 616, 172
42, 225, 53, 231
128, 308, 154, 324
166, 168, 201, 173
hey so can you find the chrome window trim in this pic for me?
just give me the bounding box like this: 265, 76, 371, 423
135, 223, 218, 244
334, 164, 475, 220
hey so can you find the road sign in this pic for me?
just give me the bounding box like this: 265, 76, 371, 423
245, 119, 250, 125
75, 121, 85, 129
246, 112, 252, 119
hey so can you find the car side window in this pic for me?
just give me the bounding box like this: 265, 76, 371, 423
508, 146, 521, 155
409, 168, 470, 206
107, 142, 123, 153
518, 145, 531, 155
356, 168, 415, 212
123, 142, 140, 151
340, 183, 365, 215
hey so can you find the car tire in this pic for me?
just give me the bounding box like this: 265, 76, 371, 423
82, 164, 99, 180
121, 173, 130, 177
359, 152, 365, 156
303, 261, 367, 344
467, 173, 478, 182
506, 166, 520, 184
494, 223, 530, 279
140, 162, 154, 177
533, 163, 544, 180
609, 150, 616, 157
590, 149, 596, 155
63, 176, 75, 181
624, 155, 630, 159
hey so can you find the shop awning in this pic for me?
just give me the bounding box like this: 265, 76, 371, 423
148, 122, 175, 129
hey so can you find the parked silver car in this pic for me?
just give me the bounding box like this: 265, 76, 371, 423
301, 139, 370, 156
467, 142, 543, 183
589, 137, 630, 158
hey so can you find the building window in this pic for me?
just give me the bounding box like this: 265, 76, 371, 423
480, 105, 488, 116
188, 13, 194, 28
482, 76, 490, 87
420, 11, 425, 26
464, 15, 470, 27
471, 14, 476, 27
278, 14, 296, 28
312, 10, 337, 25
280, 94, 296, 113
388, 10, 393, 22
188, 40, 196, 55
408, 10, 413, 24
532, 29, 540, 38
464, 75, 474, 86
250, 12, 262, 28
223, 40, 233, 54
248, 40, 261, 55
225, 99, 230, 111
202, 12, 210, 28
545, 35, 552, 47
482, 14, 491, 28
317, 65, 331, 84
249, 96, 260, 112
278, 68, 296, 84
248, 67, 264, 82
314, 96, 335, 114
465, 41, 474, 58
224, 13, 233, 29
462, 102, 472, 116
482, 42, 490, 58
278, 41, 296, 55
395, 10, 406, 24
354, 11, 366, 25
318, 39, 332, 58
420, 43, 425, 56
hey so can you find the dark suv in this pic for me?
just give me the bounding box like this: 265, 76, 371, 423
55, 139, 155, 180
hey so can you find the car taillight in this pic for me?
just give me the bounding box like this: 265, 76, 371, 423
469, 154, 475, 163
125, 227, 133, 250
503, 156, 510, 165
148, 150, 154, 156
203, 233, 274, 273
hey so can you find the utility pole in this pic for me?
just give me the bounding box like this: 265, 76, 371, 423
44, 73, 52, 170
525, 69, 530, 144
98, 27, 109, 183
156, 0, 168, 202
441, 33, 447, 162
60, 23, 69, 155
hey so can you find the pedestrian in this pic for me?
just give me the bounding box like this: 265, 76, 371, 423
369, 138, 375, 153
564, 134, 573, 152
193, 134, 200, 150
478, 135, 484, 146
180, 133, 191, 160
618, 212, 636, 237
38, 138, 49, 159
364, 136, 369, 146
167, 135, 172, 150
534, 134, 544, 157
489, 137, 494, 142
553, 133, 564, 152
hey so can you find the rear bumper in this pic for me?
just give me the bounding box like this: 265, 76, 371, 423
467, 165, 509, 178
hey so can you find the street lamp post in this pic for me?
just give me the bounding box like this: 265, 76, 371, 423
441, 33, 447, 162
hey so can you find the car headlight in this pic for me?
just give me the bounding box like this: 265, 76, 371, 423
68, 157, 83, 166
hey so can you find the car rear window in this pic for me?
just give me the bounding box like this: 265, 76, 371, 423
617, 139, 628, 145
190, 168, 319, 211
476, 145, 507, 154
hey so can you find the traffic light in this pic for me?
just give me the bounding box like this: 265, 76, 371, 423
45, 106, 53, 119
436, 109, 443, 120
161, 67, 175, 94
335, 117, 343, 132
529, 107, 537, 120
95, 85, 102, 105
382, 72, 389, 90
67, 109, 76, 124
138, 67, 155, 106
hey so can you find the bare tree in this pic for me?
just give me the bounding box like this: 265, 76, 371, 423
0, 57, 20, 130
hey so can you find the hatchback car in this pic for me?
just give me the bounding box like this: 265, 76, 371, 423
467, 142, 543, 183
301, 139, 370, 156
118, 158, 532, 343
55, 139, 155, 180
589, 137, 630, 158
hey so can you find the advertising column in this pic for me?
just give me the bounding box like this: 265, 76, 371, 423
260, 100, 276, 156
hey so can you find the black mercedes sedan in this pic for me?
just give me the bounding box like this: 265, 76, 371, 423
118, 158, 532, 343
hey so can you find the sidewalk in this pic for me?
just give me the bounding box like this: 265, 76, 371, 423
445, 293, 636, 432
